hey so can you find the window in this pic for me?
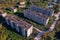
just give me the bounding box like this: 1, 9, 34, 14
25, 31, 27, 37
12, 22, 16, 29
19, 26, 22, 34
7, 19, 11, 25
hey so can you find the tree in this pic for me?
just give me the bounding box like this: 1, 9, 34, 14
55, 31, 60, 39
45, 36, 52, 40
54, 4, 59, 13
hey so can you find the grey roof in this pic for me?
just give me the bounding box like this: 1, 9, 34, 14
6, 14, 32, 30
30, 5, 54, 17
25, 9, 49, 19
30, 5, 54, 11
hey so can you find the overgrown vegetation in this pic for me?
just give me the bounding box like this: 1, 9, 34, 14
0, 0, 60, 40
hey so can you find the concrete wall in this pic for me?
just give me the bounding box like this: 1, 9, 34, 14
24, 11, 49, 25
13, 9, 17, 13
43, 18, 49, 25
10, 21, 14, 28
24, 10, 31, 19
27, 26, 33, 37
16, 24, 19, 32
22, 28, 26, 37
5, 18, 9, 25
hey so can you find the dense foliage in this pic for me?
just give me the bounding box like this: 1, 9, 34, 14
0, 0, 60, 40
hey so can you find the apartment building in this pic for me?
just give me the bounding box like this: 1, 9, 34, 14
30, 5, 54, 17
5, 14, 33, 37
24, 10, 49, 25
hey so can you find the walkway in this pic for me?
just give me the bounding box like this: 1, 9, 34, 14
34, 12, 60, 40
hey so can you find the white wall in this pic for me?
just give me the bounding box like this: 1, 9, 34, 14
27, 26, 33, 37
13, 9, 17, 13
44, 18, 49, 25
2, 13, 7, 17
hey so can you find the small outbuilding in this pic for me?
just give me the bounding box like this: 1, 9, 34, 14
0, 10, 7, 17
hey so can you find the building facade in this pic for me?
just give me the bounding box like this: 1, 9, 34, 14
24, 10, 49, 25
5, 14, 33, 37
18, 1, 26, 8
30, 5, 54, 17
10, 7, 17, 13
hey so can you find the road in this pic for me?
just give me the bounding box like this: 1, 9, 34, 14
34, 32, 45, 40
46, 12, 60, 32
33, 27, 43, 32
34, 12, 60, 40
33, 27, 45, 40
